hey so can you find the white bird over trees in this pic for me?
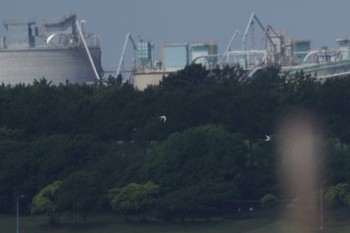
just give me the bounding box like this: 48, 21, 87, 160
265, 135, 271, 141
159, 115, 167, 122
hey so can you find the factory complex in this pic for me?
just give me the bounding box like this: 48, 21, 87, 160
1, 12, 350, 89
124, 13, 350, 90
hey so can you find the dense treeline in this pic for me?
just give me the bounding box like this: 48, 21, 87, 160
2, 65, 350, 222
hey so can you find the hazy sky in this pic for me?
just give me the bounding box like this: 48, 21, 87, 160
0, 0, 349, 67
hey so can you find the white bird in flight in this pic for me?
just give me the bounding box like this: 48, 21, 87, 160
159, 115, 167, 122
265, 135, 271, 141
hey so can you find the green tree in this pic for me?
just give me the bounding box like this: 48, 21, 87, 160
320, 78, 350, 144
58, 171, 106, 222
109, 181, 159, 221
243, 140, 277, 199
31, 181, 62, 225
260, 194, 278, 208
324, 183, 350, 208
142, 125, 248, 218
260, 194, 278, 218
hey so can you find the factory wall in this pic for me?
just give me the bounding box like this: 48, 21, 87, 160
0, 47, 100, 85
161, 41, 218, 71
132, 71, 171, 90
337, 39, 350, 60
293, 40, 311, 64
163, 43, 188, 71
189, 43, 218, 65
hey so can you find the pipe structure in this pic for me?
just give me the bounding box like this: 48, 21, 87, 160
220, 30, 243, 64
76, 20, 100, 81
116, 32, 131, 77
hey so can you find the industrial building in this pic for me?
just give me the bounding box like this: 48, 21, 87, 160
0, 12, 103, 85
115, 34, 219, 90
117, 12, 350, 90
336, 38, 350, 60
292, 40, 312, 64
128, 41, 218, 90
161, 41, 218, 71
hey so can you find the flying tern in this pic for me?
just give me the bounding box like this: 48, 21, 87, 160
159, 115, 167, 122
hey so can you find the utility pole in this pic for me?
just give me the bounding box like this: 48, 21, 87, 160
320, 181, 324, 231
16, 195, 24, 233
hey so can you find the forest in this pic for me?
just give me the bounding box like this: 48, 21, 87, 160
1, 64, 350, 223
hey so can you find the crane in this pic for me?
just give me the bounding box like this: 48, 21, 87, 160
242, 12, 266, 51
116, 32, 138, 77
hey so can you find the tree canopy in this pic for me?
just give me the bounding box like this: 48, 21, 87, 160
31, 180, 62, 225
142, 125, 248, 218
1, 64, 350, 221
109, 181, 159, 220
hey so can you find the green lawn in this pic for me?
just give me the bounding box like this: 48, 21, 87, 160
1, 214, 350, 233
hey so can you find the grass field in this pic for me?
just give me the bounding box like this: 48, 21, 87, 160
2, 213, 350, 233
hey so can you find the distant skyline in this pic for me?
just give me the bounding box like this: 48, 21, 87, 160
1, 0, 350, 68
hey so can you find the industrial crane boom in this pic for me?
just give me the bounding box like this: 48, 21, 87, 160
116, 32, 138, 77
